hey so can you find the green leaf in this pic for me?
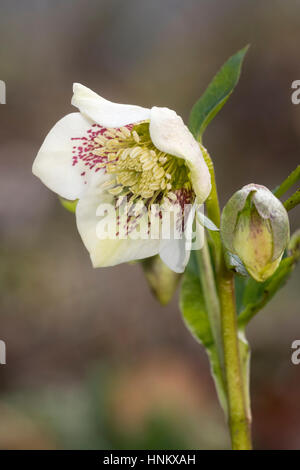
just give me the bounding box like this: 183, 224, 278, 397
180, 268, 227, 415
238, 330, 251, 420
180, 270, 213, 346
59, 197, 78, 213
189, 45, 249, 140
235, 275, 248, 315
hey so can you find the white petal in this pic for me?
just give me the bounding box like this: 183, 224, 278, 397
32, 112, 105, 200
159, 238, 189, 274
76, 180, 160, 268
149, 107, 211, 203
159, 203, 195, 273
252, 186, 290, 261
72, 83, 151, 128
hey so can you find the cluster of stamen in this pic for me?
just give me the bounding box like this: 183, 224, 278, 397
71, 121, 195, 235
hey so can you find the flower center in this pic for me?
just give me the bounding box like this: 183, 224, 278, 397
95, 121, 193, 203
71, 121, 195, 237
71, 121, 194, 206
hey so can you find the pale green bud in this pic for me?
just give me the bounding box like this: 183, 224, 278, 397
221, 184, 290, 282
142, 255, 181, 305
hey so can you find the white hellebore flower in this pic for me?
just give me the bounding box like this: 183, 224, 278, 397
33, 84, 211, 273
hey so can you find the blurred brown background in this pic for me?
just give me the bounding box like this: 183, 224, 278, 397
0, 0, 299, 450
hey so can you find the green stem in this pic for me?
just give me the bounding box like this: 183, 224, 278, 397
201, 145, 221, 227
202, 146, 252, 449
283, 188, 300, 212
201, 146, 222, 270
274, 165, 300, 198
218, 261, 252, 450
196, 239, 223, 374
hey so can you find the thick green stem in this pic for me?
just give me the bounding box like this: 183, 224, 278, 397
202, 146, 252, 449
218, 261, 252, 450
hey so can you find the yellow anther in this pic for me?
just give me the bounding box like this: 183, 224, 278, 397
120, 126, 131, 137
117, 172, 138, 186
153, 167, 165, 179
109, 185, 123, 195
161, 180, 167, 190
94, 136, 106, 145
130, 147, 142, 159
92, 148, 103, 156
143, 160, 156, 171
141, 190, 154, 198
168, 192, 177, 201
149, 181, 161, 191
132, 130, 140, 143
104, 130, 118, 139
120, 148, 131, 160
140, 151, 151, 164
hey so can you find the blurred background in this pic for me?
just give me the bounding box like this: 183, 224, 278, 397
0, 0, 299, 450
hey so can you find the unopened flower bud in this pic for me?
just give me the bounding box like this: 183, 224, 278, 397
142, 255, 181, 305
221, 184, 290, 282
